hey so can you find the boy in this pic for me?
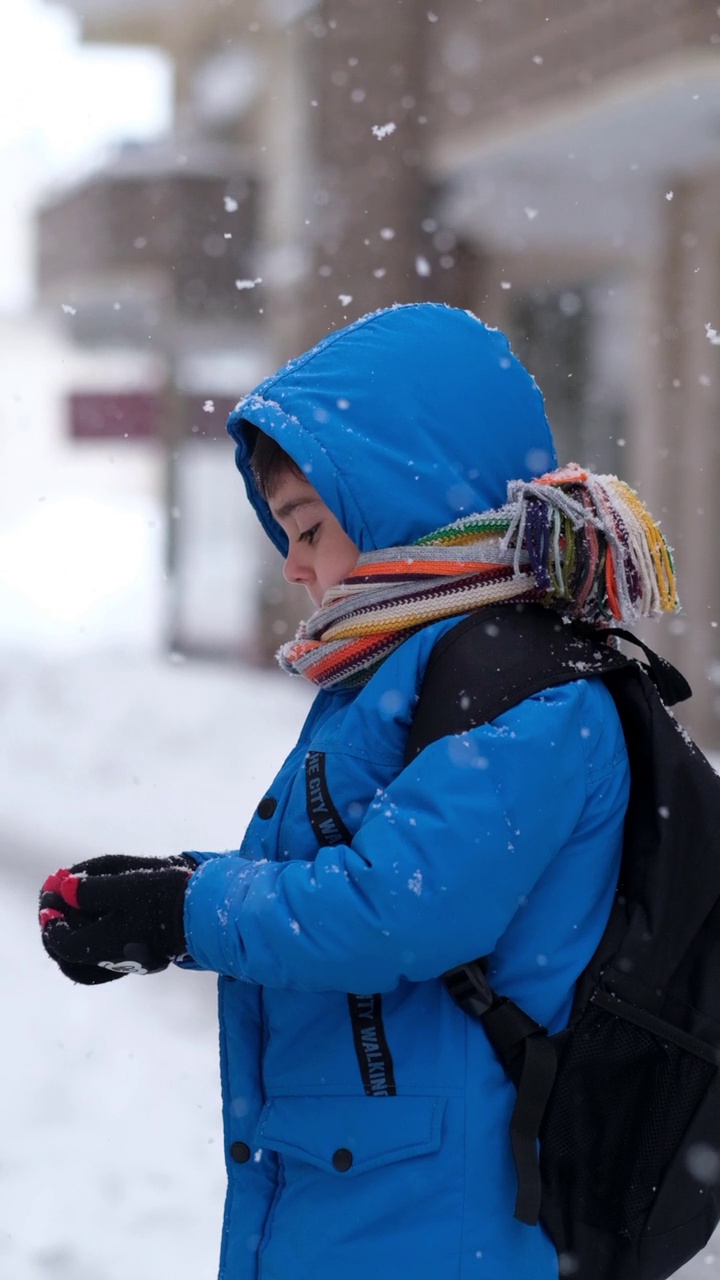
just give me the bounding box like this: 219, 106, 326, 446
40, 303, 675, 1278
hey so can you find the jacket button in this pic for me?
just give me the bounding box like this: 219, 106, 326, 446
230, 1141, 251, 1164
332, 1147, 353, 1172
257, 796, 277, 819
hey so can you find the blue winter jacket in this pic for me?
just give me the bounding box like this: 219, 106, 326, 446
183, 305, 630, 1280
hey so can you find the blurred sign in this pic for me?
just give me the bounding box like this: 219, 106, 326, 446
68, 391, 238, 440
69, 392, 161, 440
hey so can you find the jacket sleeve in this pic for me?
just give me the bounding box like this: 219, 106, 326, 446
183, 682, 612, 992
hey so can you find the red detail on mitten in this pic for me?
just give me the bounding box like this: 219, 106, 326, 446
39, 907, 64, 928
41, 868, 71, 896
58, 874, 81, 909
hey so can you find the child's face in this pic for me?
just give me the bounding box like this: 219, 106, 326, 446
269, 472, 360, 608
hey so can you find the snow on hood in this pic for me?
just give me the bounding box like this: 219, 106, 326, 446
226, 302, 557, 555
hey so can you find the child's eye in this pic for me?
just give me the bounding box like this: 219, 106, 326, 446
299, 523, 320, 546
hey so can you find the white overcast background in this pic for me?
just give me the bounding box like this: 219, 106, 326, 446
0, 0, 171, 311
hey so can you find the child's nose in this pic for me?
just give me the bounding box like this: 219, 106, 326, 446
283, 547, 311, 587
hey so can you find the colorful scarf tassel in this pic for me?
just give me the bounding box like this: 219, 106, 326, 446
502, 464, 677, 623
279, 463, 678, 690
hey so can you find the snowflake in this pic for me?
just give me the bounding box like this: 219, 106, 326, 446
407, 870, 423, 896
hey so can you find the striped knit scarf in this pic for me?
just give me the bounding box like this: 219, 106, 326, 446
278, 464, 678, 691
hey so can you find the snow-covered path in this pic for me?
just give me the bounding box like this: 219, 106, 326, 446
1, 648, 309, 1279
3, 872, 223, 1280
2, 647, 719, 1278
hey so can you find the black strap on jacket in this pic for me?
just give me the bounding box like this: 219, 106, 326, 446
443, 956, 558, 1222
305, 749, 397, 1099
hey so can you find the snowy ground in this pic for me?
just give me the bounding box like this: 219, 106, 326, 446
1, 647, 310, 1280
2, 644, 719, 1278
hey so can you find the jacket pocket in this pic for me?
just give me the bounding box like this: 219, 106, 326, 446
255, 1094, 446, 1178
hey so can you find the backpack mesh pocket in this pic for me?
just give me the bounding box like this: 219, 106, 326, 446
540, 999, 716, 1238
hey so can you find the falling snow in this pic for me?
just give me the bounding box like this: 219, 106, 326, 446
371, 122, 396, 140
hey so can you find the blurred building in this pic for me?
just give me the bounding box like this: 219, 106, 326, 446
40, 0, 720, 746
37, 135, 265, 657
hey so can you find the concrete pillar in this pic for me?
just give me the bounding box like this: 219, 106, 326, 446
637, 173, 720, 750
299, 0, 430, 346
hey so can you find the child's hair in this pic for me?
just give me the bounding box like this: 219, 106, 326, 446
249, 427, 305, 500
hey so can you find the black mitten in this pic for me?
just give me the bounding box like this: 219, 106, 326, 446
39, 854, 196, 984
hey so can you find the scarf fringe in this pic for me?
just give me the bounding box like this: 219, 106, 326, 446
501, 464, 677, 623
279, 463, 678, 689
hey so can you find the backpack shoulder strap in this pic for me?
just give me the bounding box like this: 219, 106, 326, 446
402, 604, 632, 1224
405, 602, 629, 764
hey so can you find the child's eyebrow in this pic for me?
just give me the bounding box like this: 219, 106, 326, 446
271, 497, 319, 521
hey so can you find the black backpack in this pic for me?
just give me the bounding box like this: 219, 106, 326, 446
402, 603, 720, 1280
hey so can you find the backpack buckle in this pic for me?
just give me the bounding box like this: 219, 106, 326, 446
443, 960, 495, 1019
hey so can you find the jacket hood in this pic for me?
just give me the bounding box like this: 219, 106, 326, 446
227, 303, 557, 556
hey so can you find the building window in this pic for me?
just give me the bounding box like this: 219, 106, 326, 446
509, 279, 628, 476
